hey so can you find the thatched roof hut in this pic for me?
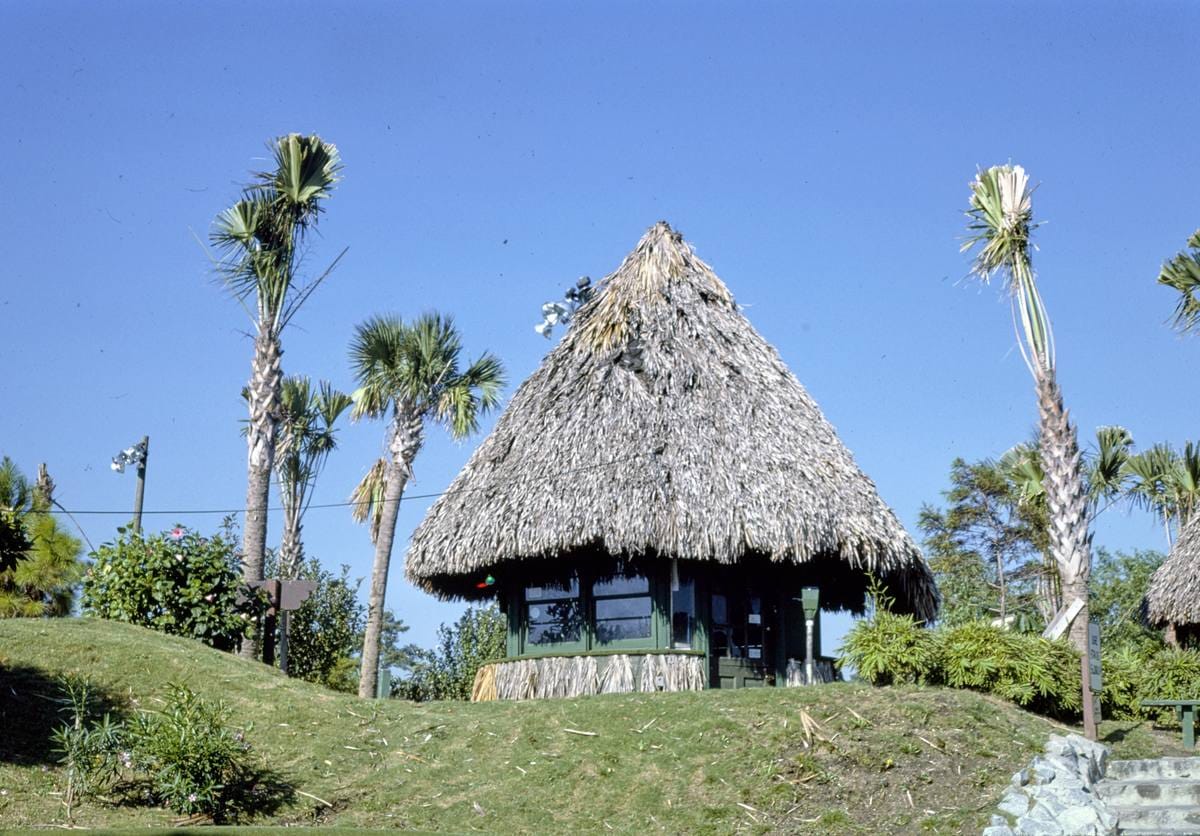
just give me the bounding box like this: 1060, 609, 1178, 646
1147, 517, 1200, 634
407, 221, 935, 624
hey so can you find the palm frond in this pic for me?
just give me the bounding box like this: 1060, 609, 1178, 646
1157, 228, 1200, 333
962, 164, 1054, 375
350, 458, 389, 543
1089, 425, 1133, 500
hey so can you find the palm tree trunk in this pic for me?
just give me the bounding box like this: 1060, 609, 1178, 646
240, 332, 282, 660
358, 411, 423, 699
1035, 371, 1092, 653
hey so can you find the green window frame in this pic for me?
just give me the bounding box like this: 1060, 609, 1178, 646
523, 576, 586, 653
516, 566, 661, 655
592, 569, 655, 650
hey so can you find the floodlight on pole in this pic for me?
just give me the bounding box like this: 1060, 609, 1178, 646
111, 436, 149, 533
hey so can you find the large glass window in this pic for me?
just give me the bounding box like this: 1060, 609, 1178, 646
526, 577, 583, 646
593, 569, 651, 644
671, 564, 695, 649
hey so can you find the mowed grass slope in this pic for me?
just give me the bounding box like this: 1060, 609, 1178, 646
0, 619, 1175, 834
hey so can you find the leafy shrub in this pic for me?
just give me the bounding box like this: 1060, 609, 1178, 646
395, 605, 506, 701
51, 676, 125, 818
1137, 647, 1200, 725
932, 621, 1080, 718
1100, 646, 1146, 720
839, 609, 937, 685
270, 554, 365, 692
127, 684, 259, 820
83, 527, 263, 651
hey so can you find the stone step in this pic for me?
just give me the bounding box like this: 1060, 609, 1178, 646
1096, 777, 1200, 807
1107, 757, 1200, 782
1112, 803, 1200, 834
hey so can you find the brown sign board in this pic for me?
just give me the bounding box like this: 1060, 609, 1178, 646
244, 578, 317, 611
280, 580, 317, 611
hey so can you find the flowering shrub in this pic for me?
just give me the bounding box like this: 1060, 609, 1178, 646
82, 526, 263, 651
127, 684, 260, 820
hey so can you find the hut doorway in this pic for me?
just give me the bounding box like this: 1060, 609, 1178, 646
709, 587, 776, 688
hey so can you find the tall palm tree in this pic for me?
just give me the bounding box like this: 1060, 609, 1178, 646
275, 377, 353, 579
349, 313, 504, 699
961, 165, 1092, 652
211, 134, 342, 659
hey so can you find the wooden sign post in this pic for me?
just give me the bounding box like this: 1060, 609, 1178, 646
1081, 620, 1102, 741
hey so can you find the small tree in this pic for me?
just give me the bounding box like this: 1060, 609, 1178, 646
394, 606, 506, 701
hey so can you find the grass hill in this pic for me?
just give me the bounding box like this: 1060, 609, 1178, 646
0, 619, 1186, 834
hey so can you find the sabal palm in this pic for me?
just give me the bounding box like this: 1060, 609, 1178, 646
212, 134, 341, 658
1158, 229, 1200, 333
961, 165, 1092, 652
1124, 442, 1200, 547
349, 313, 504, 699
275, 377, 352, 579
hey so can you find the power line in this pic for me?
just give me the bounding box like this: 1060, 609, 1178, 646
28, 454, 645, 519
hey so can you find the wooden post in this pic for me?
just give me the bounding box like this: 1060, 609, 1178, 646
132, 436, 148, 534
1081, 621, 1102, 741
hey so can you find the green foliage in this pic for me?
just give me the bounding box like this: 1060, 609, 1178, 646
1157, 227, 1200, 334
839, 577, 936, 686
0, 457, 84, 617
1089, 548, 1165, 654
83, 527, 263, 651
840, 610, 936, 686
1100, 646, 1146, 720
395, 605, 506, 701
1138, 647, 1200, 724
270, 554, 364, 692
51, 676, 125, 818
127, 683, 259, 820
919, 456, 1050, 628
932, 622, 1081, 718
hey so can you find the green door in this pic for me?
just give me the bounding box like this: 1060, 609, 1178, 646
709, 589, 775, 688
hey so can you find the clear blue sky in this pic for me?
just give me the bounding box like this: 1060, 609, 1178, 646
3, 2, 1197, 652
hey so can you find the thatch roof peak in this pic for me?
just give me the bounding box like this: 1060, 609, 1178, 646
1147, 517, 1200, 626
406, 222, 937, 620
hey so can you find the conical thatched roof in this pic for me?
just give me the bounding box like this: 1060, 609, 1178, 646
406, 222, 937, 620
1147, 517, 1200, 627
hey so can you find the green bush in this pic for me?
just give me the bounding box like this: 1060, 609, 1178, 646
51, 676, 125, 819
83, 526, 263, 651
395, 605, 506, 701
1137, 647, 1200, 725
1100, 646, 1145, 720
127, 684, 259, 820
932, 621, 1080, 718
839, 609, 937, 686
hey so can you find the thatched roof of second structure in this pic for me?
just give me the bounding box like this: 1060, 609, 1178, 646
1147, 517, 1200, 627
406, 221, 936, 619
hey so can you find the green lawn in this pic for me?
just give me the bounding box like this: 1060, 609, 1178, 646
0, 619, 1188, 833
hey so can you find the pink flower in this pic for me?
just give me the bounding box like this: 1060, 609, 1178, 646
170, 527, 185, 540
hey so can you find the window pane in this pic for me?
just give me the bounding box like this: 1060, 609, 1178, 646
526, 577, 579, 601
527, 599, 583, 645
672, 577, 695, 649
595, 595, 651, 642
593, 573, 649, 597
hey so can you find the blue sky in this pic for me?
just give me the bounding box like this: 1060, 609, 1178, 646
3, 2, 1198, 652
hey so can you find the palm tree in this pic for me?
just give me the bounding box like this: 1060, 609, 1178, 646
275, 377, 353, 579
1124, 442, 1200, 547
349, 313, 504, 698
211, 134, 342, 658
1157, 229, 1200, 333
961, 165, 1092, 652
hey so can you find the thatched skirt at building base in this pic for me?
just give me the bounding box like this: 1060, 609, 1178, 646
470, 653, 706, 702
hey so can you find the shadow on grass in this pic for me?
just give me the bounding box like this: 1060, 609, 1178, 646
109, 766, 297, 824
0, 664, 127, 765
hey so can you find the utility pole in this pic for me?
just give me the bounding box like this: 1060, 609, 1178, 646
111, 436, 149, 533
132, 436, 148, 533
